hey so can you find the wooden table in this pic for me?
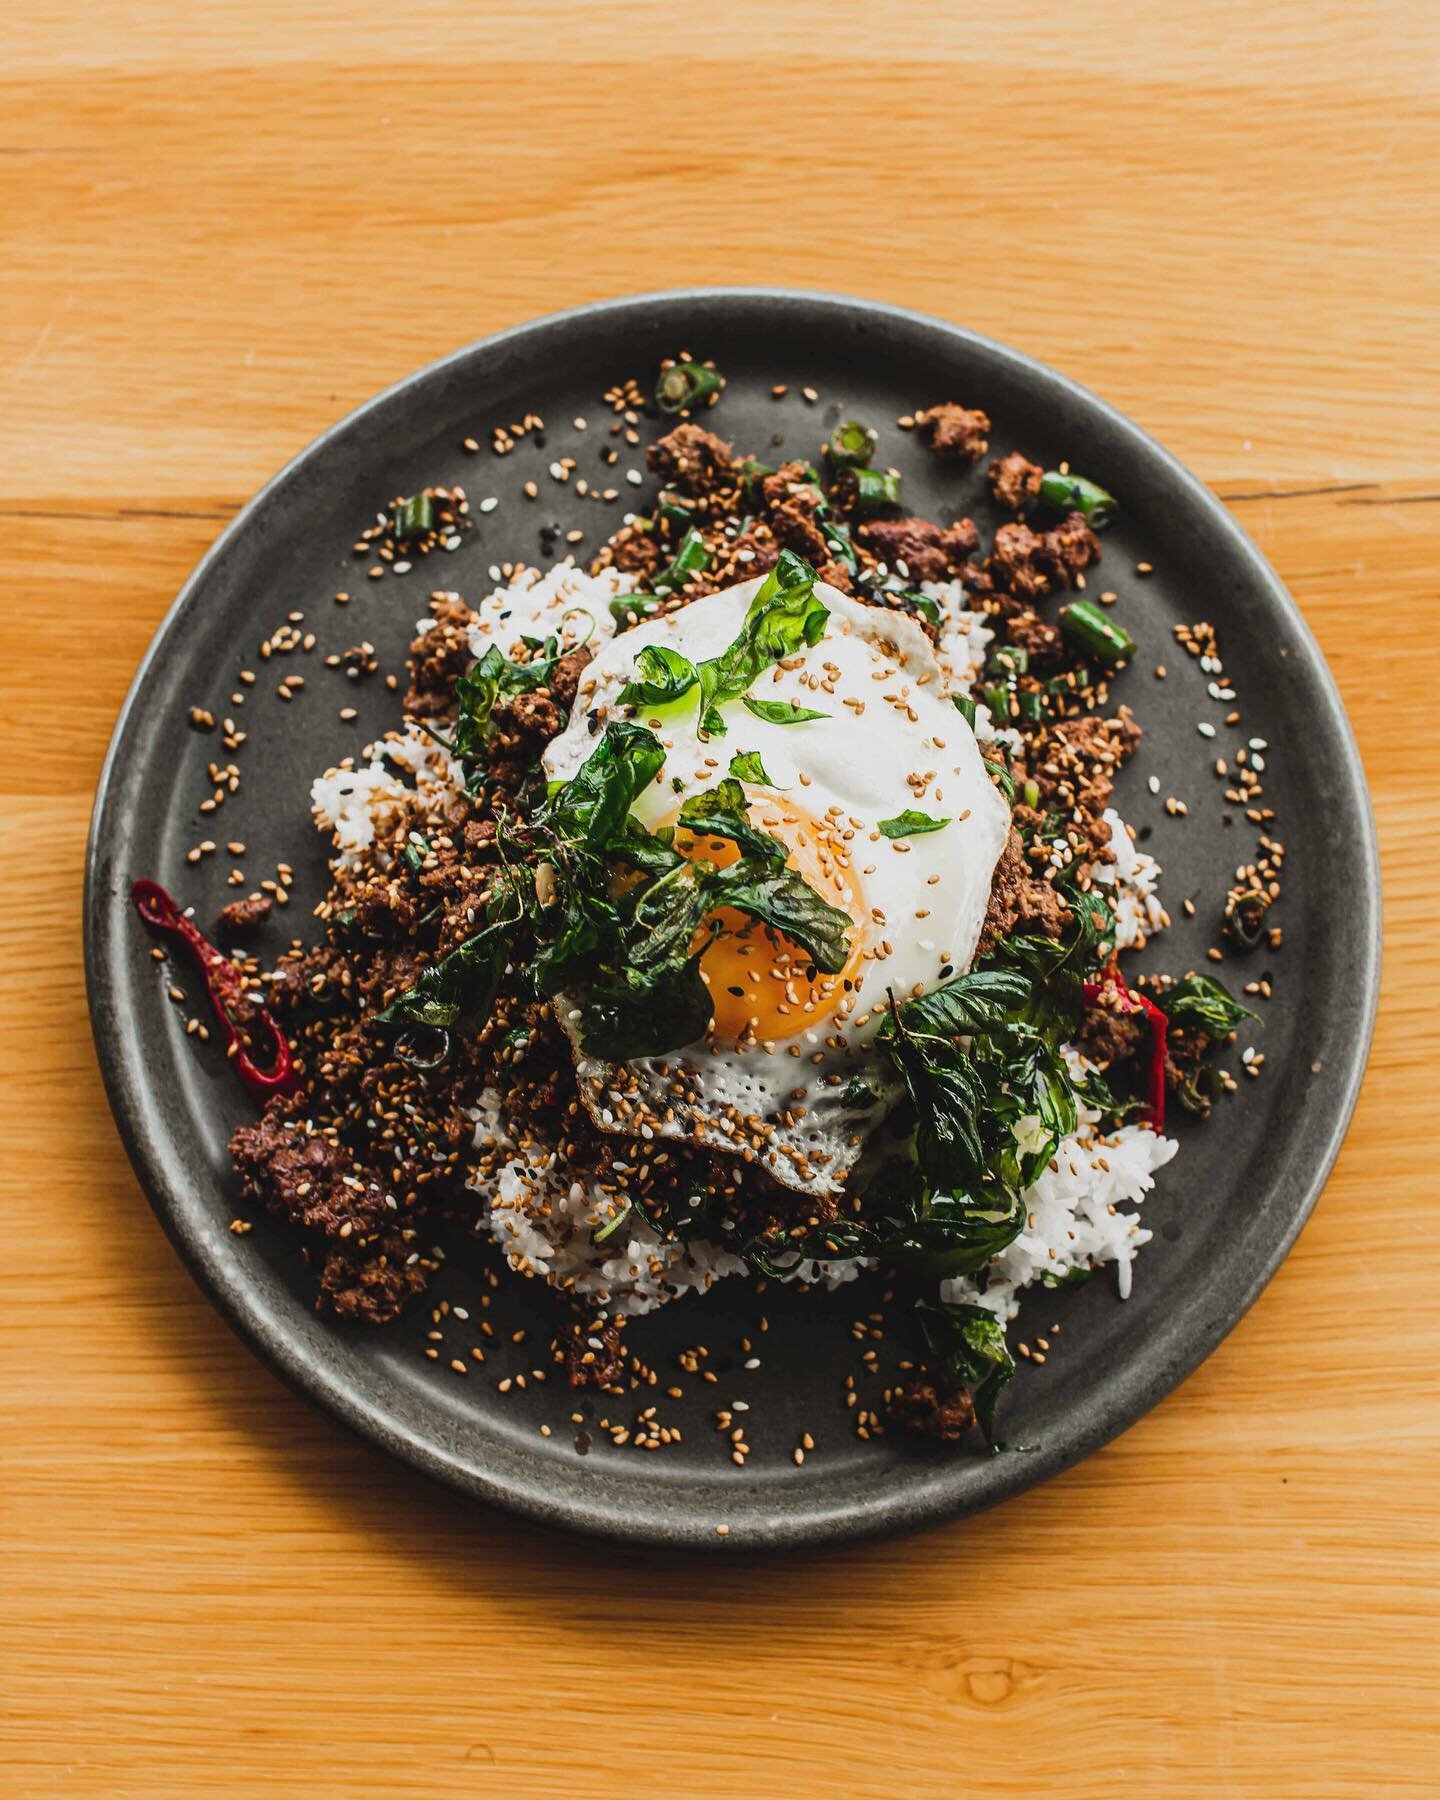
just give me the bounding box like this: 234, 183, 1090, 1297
3, 5, 1436, 1793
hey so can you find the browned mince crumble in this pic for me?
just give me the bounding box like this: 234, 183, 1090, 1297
151, 363, 1275, 1451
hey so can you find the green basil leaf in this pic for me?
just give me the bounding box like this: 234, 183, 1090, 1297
741, 695, 829, 725
617, 643, 699, 710
878, 810, 951, 839
694, 550, 827, 737
728, 749, 777, 785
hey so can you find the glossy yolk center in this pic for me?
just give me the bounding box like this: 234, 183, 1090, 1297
668, 794, 868, 1044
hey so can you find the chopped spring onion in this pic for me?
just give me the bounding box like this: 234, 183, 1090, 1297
985, 645, 1029, 679
594, 1200, 634, 1243
1021, 779, 1040, 810
1046, 665, 1090, 696
1059, 600, 1136, 662
826, 419, 877, 468
979, 682, 1013, 721
656, 361, 723, 413
1040, 470, 1117, 527
391, 493, 435, 539
952, 693, 977, 728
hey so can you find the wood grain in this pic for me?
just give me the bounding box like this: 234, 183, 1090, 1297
1, 5, 1437, 1794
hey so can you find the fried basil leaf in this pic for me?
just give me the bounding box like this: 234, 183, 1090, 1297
728, 749, 778, 785
452, 638, 565, 768
579, 954, 712, 1061
705, 860, 852, 974
527, 881, 622, 998
617, 643, 699, 711
914, 1299, 1016, 1448
374, 911, 518, 1033
622, 861, 713, 985
676, 778, 786, 865
1162, 972, 1256, 1040
888, 969, 1032, 1039
604, 815, 683, 878
532, 721, 666, 846
694, 551, 827, 737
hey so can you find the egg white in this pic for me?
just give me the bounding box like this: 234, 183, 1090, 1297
543, 578, 1011, 1197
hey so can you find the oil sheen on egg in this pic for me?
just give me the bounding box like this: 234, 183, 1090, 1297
542, 578, 1011, 1197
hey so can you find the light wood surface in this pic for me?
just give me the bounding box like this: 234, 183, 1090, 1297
2, 5, 1437, 1794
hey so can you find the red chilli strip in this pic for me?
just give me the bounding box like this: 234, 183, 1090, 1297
131, 878, 299, 1102
1083, 958, 1169, 1131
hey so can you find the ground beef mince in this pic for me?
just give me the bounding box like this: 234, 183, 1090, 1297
988, 522, 1056, 602
563, 1316, 626, 1389
351, 874, 424, 942
857, 515, 979, 583
229, 1109, 389, 1239
712, 528, 780, 584
549, 646, 593, 710
317, 1232, 430, 1325
915, 402, 990, 463
1025, 710, 1142, 835
485, 687, 567, 797
759, 462, 830, 563
230, 1111, 428, 1323
404, 592, 477, 718
1004, 609, 1066, 670
815, 557, 857, 594
887, 1375, 978, 1441
216, 894, 273, 939
646, 423, 736, 497
1038, 510, 1102, 584
989, 451, 1044, 514
988, 512, 1102, 601
1078, 1001, 1148, 1069
606, 525, 662, 578
977, 826, 1072, 955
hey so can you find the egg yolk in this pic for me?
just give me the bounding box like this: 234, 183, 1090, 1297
669, 794, 867, 1044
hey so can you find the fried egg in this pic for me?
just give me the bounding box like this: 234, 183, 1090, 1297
542, 577, 1011, 1197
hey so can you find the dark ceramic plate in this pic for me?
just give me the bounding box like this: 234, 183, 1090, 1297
86, 290, 1380, 1550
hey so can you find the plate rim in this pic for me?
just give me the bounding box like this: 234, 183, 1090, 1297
85, 286, 1383, 1550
